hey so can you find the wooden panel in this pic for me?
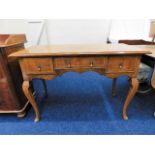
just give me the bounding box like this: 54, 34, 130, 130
0, 90, 18, 110
123, 56, 138, 70
5, 45, 28, 107
0, 34, 29, 113
0, 34, 26, 47
0, 35, 10, 45
54, 56, 107, 69
0, 62, 4, 79
107, 56, 138, 72
21, 58, 54, 74
0, 51, 10, 92
5, 45, 24, 57
107, 56, 124, 72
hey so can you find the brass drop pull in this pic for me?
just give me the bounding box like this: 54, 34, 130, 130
37, 65, 42, 71
119, 64, 123, 69
66, 58, 71, 68
90, 60, 94, 67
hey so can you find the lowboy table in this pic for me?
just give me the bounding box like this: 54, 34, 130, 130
9, 44, 151, 122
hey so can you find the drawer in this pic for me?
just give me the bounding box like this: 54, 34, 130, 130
107, 56, 138, 72
54, 56, 107, 69
21, 58, 53, 74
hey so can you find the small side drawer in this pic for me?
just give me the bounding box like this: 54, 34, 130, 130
20, 58, 53, 74
54, 56, 107, 69
107, 56, 139, 72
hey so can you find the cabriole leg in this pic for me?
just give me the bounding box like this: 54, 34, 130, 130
41, 79, 48, 98
123, 78, 139, 120
112, 78, 117, 96
22, 81, 40, 122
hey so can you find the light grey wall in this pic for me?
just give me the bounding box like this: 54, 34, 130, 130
0, 19, 152, 46
0, 19, 111, 46
46, 20, 111, 44
0, 19, 48, 47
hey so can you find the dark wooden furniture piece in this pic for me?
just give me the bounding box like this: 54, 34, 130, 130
9, 44, 150, 122
119, 39, 155, 45
0, 34, 29, 117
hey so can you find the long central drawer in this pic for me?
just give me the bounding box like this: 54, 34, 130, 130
53, 56, 108, 69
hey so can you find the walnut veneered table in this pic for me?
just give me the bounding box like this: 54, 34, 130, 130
9, 44, 151, 122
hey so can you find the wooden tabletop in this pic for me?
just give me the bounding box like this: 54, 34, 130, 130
135, 45, 155, 59
9, 43, 151, 57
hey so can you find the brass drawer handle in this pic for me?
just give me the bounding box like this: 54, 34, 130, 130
90, 60, 94, 67
66, 58, 71, 68
37, 65, 42, 71
119, 64, 123, 69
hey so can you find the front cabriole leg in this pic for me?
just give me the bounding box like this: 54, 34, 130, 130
22, 80, 40, 122
123, 78, 139, 120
